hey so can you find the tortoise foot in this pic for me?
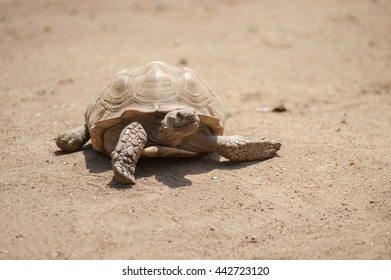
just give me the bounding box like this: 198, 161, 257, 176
111, 122, 147, 185
216, 136, 281, 161
55, 124, 90, 153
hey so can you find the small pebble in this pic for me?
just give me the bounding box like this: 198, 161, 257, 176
50, 251, 61, 258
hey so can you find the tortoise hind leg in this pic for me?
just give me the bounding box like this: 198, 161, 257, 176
55, 124, 90, 153
214, 135, 281, 161
111, 122, 147, 185
142, 145, 199, 157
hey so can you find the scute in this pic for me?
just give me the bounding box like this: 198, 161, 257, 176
85, 61, 225, 153
133, 66, 177, 103
102, 74, 133, 110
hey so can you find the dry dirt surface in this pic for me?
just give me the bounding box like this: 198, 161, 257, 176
1, 0, 390, 259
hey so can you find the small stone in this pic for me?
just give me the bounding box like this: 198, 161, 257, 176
272, 105, 287, 112
211, 176, 218, 180
256, 107, 272, 112
256, 105, 286, 113
50, 251, 61, 258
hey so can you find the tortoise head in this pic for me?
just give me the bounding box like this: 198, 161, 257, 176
159, 108, 200, 146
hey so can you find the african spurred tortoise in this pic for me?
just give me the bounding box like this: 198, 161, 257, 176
55, 61, 281, 184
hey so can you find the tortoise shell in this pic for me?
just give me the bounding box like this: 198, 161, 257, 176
85, 61, 225, 153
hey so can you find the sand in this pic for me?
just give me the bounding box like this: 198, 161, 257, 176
0, 0, 390, 259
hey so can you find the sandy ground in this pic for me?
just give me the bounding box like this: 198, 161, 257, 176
0, 0, 390, 260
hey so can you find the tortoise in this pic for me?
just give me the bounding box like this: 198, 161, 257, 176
55, 61, 281, 184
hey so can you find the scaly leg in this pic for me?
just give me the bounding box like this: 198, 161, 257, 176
214, 135, 281, 161
111, 122, 147, 184
55, 124, 90, 152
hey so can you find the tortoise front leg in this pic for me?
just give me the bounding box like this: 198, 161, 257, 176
111, 122, 147, 185
55, 124, 90, 152
213, 135, 281, 161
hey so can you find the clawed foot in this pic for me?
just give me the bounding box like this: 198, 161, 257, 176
111, 122, 147, 185
217, 136, 281, 161
111, 151, 137, 184
55, 124, 90, 153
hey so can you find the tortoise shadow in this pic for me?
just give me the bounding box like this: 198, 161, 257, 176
81, 144, 112, 173
134, 156, 248, 188
77, 144, 260, 189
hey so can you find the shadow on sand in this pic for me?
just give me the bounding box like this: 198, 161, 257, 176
55, 144, 264, 189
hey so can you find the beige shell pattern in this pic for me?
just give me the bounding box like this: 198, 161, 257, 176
85, 61, 225, 153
